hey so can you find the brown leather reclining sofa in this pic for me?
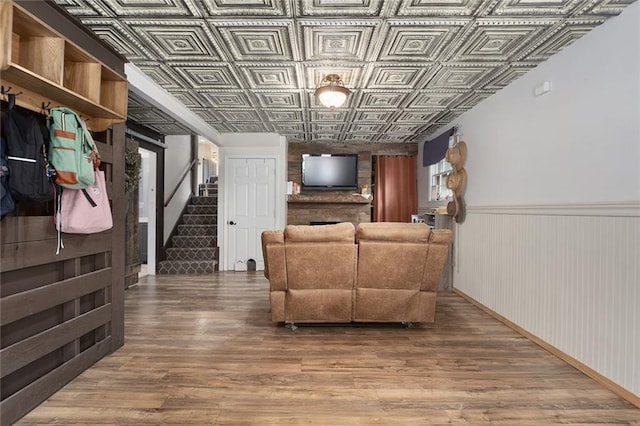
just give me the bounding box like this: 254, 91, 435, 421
261, 222, 452, 326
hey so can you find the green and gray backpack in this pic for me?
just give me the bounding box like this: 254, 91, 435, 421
47, 107, 100, 189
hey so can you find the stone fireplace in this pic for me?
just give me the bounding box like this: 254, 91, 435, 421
287, 193, 372, 226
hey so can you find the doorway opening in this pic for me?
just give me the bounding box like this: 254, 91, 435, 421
138, 147, 157, 277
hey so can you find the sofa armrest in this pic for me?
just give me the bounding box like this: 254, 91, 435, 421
261, 230, 284, 280
265, 244, 287, 291
429, 229, 453, 244
421, 229, 453, 291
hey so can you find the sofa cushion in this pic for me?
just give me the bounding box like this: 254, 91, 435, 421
285, 243, 356, 290
285, 222, 355, 243
357, 222, 431, 243
357, 242, 428, 290
286, 289, 352, 323
354, 288, 421, 322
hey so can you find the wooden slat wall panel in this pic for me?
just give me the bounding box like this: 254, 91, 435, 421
0, 268, 111, 325
0, 338, 112, 425
0, 263, 63, 297
95, 140, 113, 164
453, 203, 640, 399
0, 217, 113, 245
0, 119, 124, 424
0, 306, 62, 350
1, 234, 112, 271
1, 304, 111, 377
0, 217, 59, 243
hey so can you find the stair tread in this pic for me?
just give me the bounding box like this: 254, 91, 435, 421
157, 259, 218, 274
166, 247, 218, 261
190, 197, 217, 206
167, 246, 216, 250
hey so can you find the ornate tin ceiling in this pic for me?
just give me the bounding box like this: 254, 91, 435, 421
56, 0, 635, 143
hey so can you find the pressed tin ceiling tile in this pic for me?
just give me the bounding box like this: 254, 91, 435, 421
201, 0, 289, 16
57, 0, 636, 144
301, 23, 378, 61
172, 63, 241, 89
263, 110, 305, 122
55, 0, 105, 16
299, 0, 385, 17
128, 21, 224, 61
272, 121, 306, 132
215, 23, 297, 61
347, 122, 385, 133
225, 122, 272, 132
239, 65, 299, 89
253, 91, 304, 108
218, 109, 264, 122
94, 0, 196, 16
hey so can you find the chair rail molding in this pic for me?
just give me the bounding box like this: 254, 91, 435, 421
466, 201, 640, 217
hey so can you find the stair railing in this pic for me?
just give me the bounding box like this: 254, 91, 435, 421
164, 158, 198, 208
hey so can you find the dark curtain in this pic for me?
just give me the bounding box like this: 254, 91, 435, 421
422, 127, 455, 166
373, 155, 417, 222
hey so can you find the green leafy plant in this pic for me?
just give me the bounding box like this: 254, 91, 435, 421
125, 143, 141, 193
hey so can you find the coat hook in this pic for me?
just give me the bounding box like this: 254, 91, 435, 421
41, 101, 52, 111
1, 85, 11, 95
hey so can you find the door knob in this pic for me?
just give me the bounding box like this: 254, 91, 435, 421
228, 220, 236, 225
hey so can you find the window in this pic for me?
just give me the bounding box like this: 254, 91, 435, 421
429, 158, 453, 202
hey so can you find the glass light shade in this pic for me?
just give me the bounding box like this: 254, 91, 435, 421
315, 84, 349, 109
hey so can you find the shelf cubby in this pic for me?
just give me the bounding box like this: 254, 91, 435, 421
0, 1, 127, 131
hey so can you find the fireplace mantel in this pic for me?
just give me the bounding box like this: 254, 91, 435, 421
288, 193, 372, 204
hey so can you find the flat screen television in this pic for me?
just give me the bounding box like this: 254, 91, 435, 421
302, 154, 358, 190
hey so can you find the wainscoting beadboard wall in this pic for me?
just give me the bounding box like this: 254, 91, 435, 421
453, 202, 639, 400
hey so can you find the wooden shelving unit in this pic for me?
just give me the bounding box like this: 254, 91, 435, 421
0, 2, 127, 131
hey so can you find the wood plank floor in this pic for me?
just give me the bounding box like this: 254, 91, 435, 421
17, 272, 639, 425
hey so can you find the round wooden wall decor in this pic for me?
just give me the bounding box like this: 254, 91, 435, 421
445, 133, 468, 223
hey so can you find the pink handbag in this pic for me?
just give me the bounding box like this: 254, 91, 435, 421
56, 169, 113, 234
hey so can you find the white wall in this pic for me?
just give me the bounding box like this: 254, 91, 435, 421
420, 3, 640, 398
443, 4, 639, 206
163, 135, 193, 244
217, 133, 288, 271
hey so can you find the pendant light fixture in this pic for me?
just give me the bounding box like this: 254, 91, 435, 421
314, 74, 350, 109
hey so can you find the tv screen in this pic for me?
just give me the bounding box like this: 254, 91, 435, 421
302, 154, 358, 190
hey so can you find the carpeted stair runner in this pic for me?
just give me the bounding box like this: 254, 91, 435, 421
158, 187, 218, 274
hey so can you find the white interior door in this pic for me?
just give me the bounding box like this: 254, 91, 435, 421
227, 157, 276, 271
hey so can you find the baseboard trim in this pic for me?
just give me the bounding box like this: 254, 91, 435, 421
452, 288, 640, 409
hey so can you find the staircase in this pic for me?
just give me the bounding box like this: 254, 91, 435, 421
158, 189, 218, 274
